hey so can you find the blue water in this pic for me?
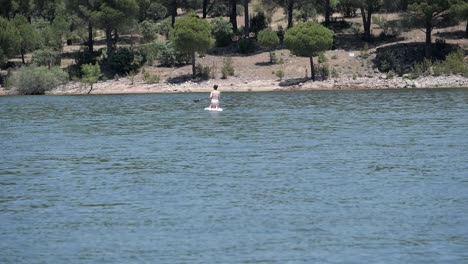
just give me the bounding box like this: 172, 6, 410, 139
1, 89, 468, 263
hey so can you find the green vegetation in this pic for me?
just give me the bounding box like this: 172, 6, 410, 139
170, 15, 214, 78
81, 63, 102, 94
221, 57, 235, 79
211, 17, 233, 47
257, 29, 280, 63
9, 65, 68, 95
0, 0, 467, 95
284, 22, 334, 81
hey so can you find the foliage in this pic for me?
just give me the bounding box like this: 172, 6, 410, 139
258, 29, 280, 63
331, 67, 339, 78
156, 41, 191, 67
406, 0, 451, 57
73, 48, 102, 66
109, 47, 145, 74
221, 57, 235, 79
238, 37, 256, 54
284, 21, 334, 80
32, 49, 61, 68
170, 15, 214, 77
211, 17, 233, 47
155, 18, 172, 37
170, 16, 214, 56
142, 69, 160, 83
81, 63, 101, 93
285, 22, 334, 58
249, 12, 268, 34
12, 15, 41, 62
318, 52, 328, 63
275, 68, 285, 80
139, 20, 159, 43
138, 41, 165, 65
0, 17, 20, 64
9, 65, 68, 95
258, 29, 280, 49
196, 63, 212, 80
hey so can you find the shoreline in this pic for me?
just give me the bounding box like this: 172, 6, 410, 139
1, 75, 468, 96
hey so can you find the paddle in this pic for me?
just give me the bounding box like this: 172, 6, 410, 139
193, 98, 208, 102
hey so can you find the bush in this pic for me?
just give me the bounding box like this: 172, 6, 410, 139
9, 66, 68, 95
275, 69, 285, 80
211, 18, 233, 47
238, 37, 256, 54
138, 41, 165, 65
331, 67, 339, 78
139, 20, 159, 43
432, 49, 468, 76
155, 18, 172, 37
156, 41, 191, 67
250, 12, 268, 34
196, 63, 212, 80
32, 49, 61, 68
109, 47, 146, 74
318, 52, 328, 63
73, 48, 102, 66
221, 57, 235, 79
143, 70, 160, 84
318, 64, 330, 80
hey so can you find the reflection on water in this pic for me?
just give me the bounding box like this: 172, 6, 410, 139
1, 90, 468, 263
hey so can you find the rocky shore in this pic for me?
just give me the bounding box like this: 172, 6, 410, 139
1, 74, 468, 96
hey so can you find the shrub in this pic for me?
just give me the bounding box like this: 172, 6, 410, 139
221, 57, 235, 79
32, 49, 61, 68
109, 47, 145, 74
155, 18, 172, 37
10, 66, 68, 95
81, 63, 101, 93
432, 49, 468, 76
331, 67, 339, 78
257, 29, 280, 63
319, 64, 330, 80
73, 48, 102, 66
138, 41, 165, 65
211, 18, 233, 47
196, 63, 212, 80
250, 12, 268, 34
139, 20, 159, 43
143, 70, 160, 84
238, 37, 256, 54
318, 52, 328, 63
387, 70, 395, 78
275, 69, 285, 80
156, 41, 191, 67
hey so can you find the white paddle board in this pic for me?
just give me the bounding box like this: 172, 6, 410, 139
204, 107, 223, 112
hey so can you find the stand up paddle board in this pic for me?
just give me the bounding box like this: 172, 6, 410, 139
204, 107, 223, 112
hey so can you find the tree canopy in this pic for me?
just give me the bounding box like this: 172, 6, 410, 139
170, 15, 214, 78
284, 22, 334, 80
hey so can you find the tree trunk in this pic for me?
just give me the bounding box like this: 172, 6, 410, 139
229, 0, 238, 32
21, 51, 25, 64
87, 84, 93, 94
287, 0, 294, 29
171, 0, 177, 28
113, 29, 119, 50
192, 51, 196, 78
425, 20, 432, 58
310, 56, 315, 81
360, 6, 372, 42
324, 0, 331, 27
106, 28, 113, 60
243, 0, 249, 37
88, 22, 93, 52
465, 20, 468, 38
203, 0, 208, 18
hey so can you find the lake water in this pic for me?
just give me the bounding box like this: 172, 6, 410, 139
1, 89, 468, 263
